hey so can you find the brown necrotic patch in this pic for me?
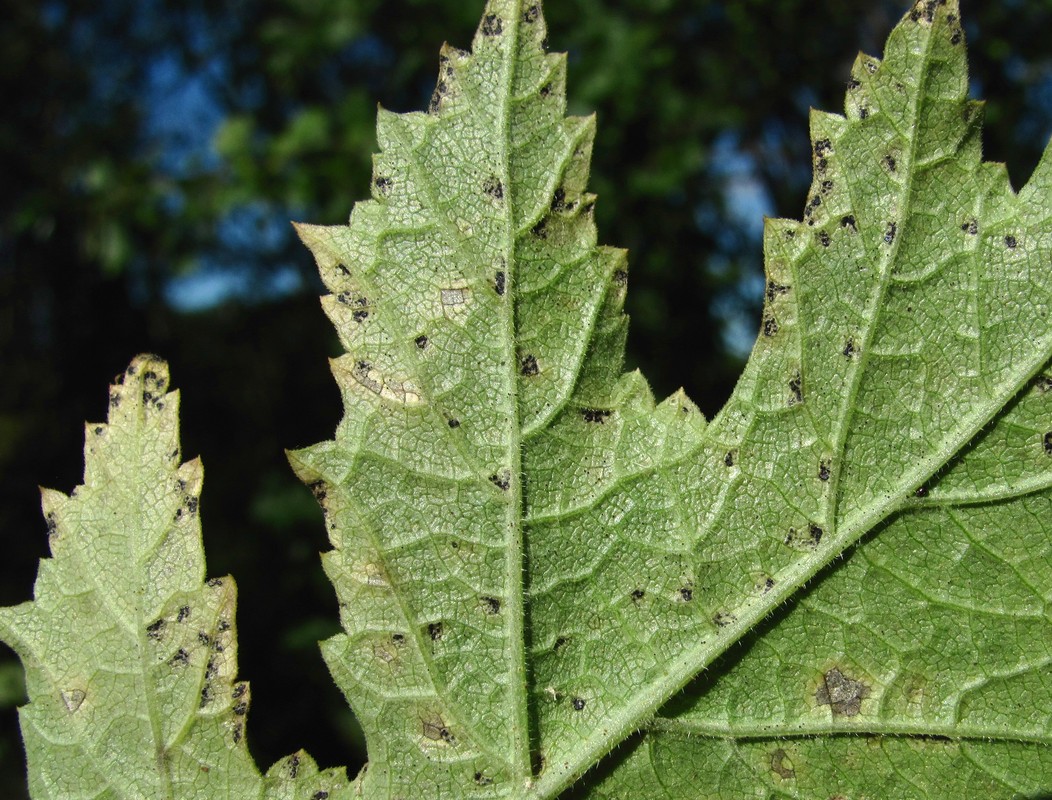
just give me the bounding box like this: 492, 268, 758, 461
816, 667, 870, 717
770, 748, 796, 779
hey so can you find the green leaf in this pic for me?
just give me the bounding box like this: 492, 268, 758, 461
0, 356, 351, 800
294, 0, 1052, 797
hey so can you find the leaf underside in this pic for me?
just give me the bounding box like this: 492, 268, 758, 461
294, 0, 1052, 798
0, 357, 352, 800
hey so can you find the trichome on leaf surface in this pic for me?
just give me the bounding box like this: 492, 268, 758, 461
3, 0, 1052, 798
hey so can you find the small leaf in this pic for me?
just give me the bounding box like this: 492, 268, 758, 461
0, 357, 352, 799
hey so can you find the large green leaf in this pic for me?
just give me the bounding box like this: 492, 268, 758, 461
294, 0, 1052, 797
0, 357, 351, 799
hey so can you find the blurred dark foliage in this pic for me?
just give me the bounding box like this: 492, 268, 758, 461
1, 0, 1050, 795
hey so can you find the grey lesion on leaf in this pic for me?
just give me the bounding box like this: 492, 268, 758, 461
60, 688, 86, 713
815, 667, 870, 717
770, 747, 796, 780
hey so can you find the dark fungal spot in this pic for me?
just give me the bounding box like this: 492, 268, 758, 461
474, 772, 494, 786
93, 425, 104, 436
206, 577, 223, 588
843, 338, 857, 358
392, 633, 405, 646
1005, 235, 1018, 249
581, 408, 611, 424
232, 701, 248, 717
447, 418, 461, 429
847, 78, 861, 90
613, 269, 628, 285
186, 496, 199, 516
820, 180, 834, 194
198, 631, 212, 647
1044, 432, 1052, 455
428, 622, 443, 641
45, 513, 57, 540
962, 218, 978, 235
109, 390, 121, 408
882, 154, 897, 172
679, 586, 693, 602
311, 792, 329, 800
205, 657, 218, 680
374, 176, 392, 196
200, 685, 213, 708
841, 215, 857, 232
177, 605, 191, 623
766, 281, 790, 302
523, 4, 540, 23
550, 188, 567, 212
489, 471, 511, 491
146, 619, 166, 642
785, 525, 822, 550
788, 373, 803, 406
481, 596, 501, 615
233, 683, 247, 699
816, 667, 870, 717
815, 158, 828, 175
630, 589, 645, 602
764, 577, 776, 592
858, 107, 870, 120
415, 334, 429, 349
713, 612, 735, 628
495, 271, 506, 296
483, 175, 504, 200
581, 199, 596, 215
724, 451, 735, 468
308, 481, 327, 502
818, 231, 831, 248
520, 354, 539, 376
532, 218, 548, 239
819, 461, 831, 482
883, 221, 897, 244
950, 28, 963, 45
481, 13, 503, 36
763, 314, 779, 337
540, 82, 553, 98
169, 648, 190, 667
915, 485, 929, 498
288, 754, 300, 779
813, 138, 832, 158
553, 636, 569, 651
571, 697, 586, 711
1037, 376, 1052, 393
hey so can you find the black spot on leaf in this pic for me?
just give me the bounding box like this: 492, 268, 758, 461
1005, 235, 1017, 249
1044, 432, 1052, 455
374, 176, 392, 196
763, 313, 779, 337
489, 471, 511, 491
481, 596, 501, 614
630, 589, 645, 602
841, 215, 857, 231
679, 586, 693, 602
415, 335, 429, 349
724, 451, 735, 468
813, 138, 832, 158
428, 622, 444, 641
520, 354, 539, 376
447, 418, 461, 429
495, 271, 506, 296
481, 14, 503, 36
571, 697, 586, 711
146, 619, 166, 642
581, 408, 611, 424
819, 461, 831, 482
883, 221, 897, 244
523, 4, 540, 23
962, 218, 978, 235
818, 231, 831, 248
788, 372, 803, 406
483, 175, 504, 200
881, 154, 897, 172
766, 281, 790, 301
843, 338, 857, 358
